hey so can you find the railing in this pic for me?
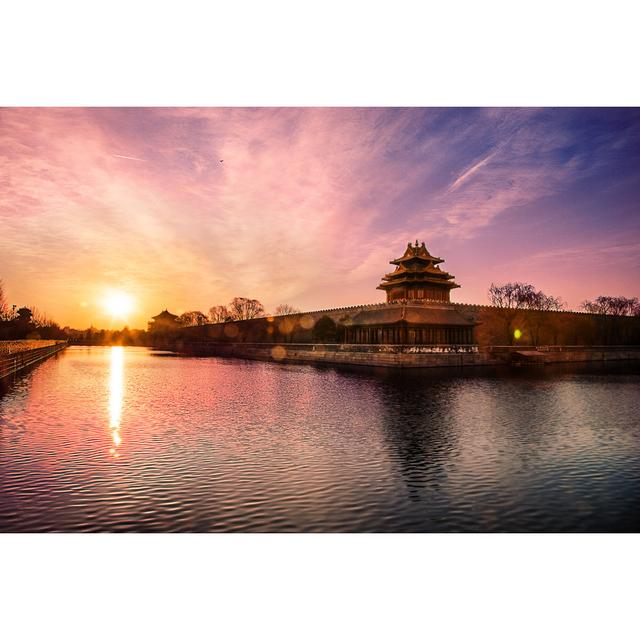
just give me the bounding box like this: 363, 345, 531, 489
0, 341, 68, 380
181, 341, 640, 355
486, 345, 640, 353
335, 344, 479, 354
181, 341, 480, 354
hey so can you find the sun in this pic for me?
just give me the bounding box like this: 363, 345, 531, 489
102, 290, 135, 319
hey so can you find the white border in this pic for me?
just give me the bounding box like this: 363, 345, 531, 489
1, 2, 638, 638
1, 534, 638, 639
1, 1, 639, 106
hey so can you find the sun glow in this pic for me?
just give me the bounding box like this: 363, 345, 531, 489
102, 290, 135, 319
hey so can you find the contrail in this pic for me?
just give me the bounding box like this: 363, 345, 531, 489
113, 154, 146, 162
449, 150, 497, 192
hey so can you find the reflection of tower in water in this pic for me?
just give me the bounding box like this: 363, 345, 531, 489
108, 346, 124, 458
377, 370, 461, 503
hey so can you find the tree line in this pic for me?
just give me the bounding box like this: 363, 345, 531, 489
488, 282, 639, 316
2, 274, 638, 346
177, 297, 300, 327
0, 279, 67, 340
580, 295, 640, 316
485, 282, 639, 345
186, 287, 640, 327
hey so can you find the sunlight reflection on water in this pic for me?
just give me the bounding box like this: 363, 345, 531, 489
108, 346, 124, 458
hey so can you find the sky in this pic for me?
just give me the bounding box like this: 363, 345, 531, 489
1, 107, 639, 329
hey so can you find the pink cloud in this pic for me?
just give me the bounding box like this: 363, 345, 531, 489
1, 108, 638, 326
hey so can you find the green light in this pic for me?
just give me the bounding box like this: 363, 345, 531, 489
514, 329, 522, 340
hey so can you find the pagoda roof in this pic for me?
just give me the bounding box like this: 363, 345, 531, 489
378, 267, 459, 289
152, 309, 179, 320
390, 241, 444, 265
378, 240, 459, 291
349, 305, 475, 327
377, 276, 460, 290
381, 263, 455, 279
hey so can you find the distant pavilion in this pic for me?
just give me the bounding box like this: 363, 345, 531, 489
148, 309, 180, 333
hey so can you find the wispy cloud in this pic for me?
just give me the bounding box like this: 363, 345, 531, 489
112, 154, 146, 162
448, 150, 498, 191
1, 107, 638, 324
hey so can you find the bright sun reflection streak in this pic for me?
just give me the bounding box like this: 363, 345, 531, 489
108, 346, 124, 457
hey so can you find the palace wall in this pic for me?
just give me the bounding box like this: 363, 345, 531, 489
179, 302, 640, 347
469, 305, 640, 346
180, 305, 381, 344
175, 241, 639, 349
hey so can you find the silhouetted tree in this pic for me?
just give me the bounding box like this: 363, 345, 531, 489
14, 307, 35, 336
580, 296, 640, 344
528, 292, 564, 311
30, 307, 51, 328
209, 305, 230, 323
177, 310, 209, 326
274, 304, 300, 316
488, 282, 564, 311
523, 290, 564, 345
0, 279, 9, 321
581, 296, 639, 316
39, 321, 64, 340
489, 282, 528, 309
228, 297, 265, 320
488, 282, 564, 344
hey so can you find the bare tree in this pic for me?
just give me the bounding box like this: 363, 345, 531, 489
0, 278, 9, 320
524, 293, 564, 345
30, 307, 50, 328
228, 297, 265, 320
489, 282, 527, 308
530, 293, 565, 311
581, 296, 639, 316
488, 282, 565, 344
274, 303, 300, 316
209, 305, 230, 323
177, 310, 209, 326
489, 282, 564, 311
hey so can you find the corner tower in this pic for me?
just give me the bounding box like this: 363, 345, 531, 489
377, 240, 460, 303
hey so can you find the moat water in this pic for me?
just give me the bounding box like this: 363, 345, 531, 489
1, 346, 639, 532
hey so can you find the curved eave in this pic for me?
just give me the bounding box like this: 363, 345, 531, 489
390, 256, 444, 266
377, 282, 461, 291
381, 273, 455, 286
151, 314, 179, 320
382, 269, 454, 280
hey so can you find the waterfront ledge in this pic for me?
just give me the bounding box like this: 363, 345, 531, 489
0, 340, 68, 381
173, 342, 640, 368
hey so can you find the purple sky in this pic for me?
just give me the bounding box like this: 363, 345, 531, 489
1, 107, 639, 328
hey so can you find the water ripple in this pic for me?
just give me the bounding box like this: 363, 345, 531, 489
1, 347, 639, 532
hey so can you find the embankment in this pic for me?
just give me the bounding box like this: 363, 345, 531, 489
175, 342, 640, 368
0, 340, 68, 381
